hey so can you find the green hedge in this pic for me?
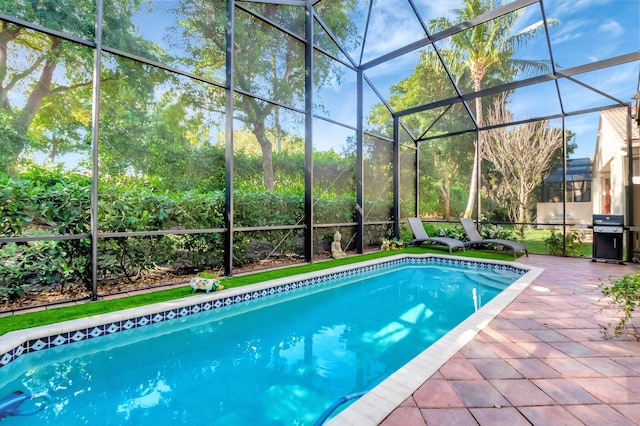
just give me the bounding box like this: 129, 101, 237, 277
0, 167, 373, 302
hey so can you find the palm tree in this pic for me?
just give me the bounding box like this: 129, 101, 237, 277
430, 0, 554, 218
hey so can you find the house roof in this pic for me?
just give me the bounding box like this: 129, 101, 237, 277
600, 106, 640, 144
545, 157, 593, 183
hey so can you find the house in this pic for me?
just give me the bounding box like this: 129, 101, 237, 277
592, 105, 640, 259
592, 106, 639, 217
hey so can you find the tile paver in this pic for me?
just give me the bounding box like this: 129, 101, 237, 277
419, 408, 478, 426
486, 341, 532, 359
611, 376, 640, 393
565, 404, 639, 426
508, 318, 548, 330
505, 357, 563, 379
378, 407, 426, 426
548, 341, 601, 357
518, 405, 584, 426
515, 341, 568, 358
532, 378, 601, 405
379, 255, 640, 425
489, 379, 556, 406
438, 357, 485, 380
541, 356, 602, 377
576, 357, 640, 377
612, 404, 640, 424
528, 328, 573, 342
611, 356, 640, 373
494, 328, 542, 343
470, 358, 523, 379
449, 381, 511, 408
411, 379, 465, 408
469, 407, 531, 426
571, 377, 640, 404
459, 341, 501, 359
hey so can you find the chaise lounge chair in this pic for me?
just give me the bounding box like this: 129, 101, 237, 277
459, 218, 528, 258
407, 217, 465, 254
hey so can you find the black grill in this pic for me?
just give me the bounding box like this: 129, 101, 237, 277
592, 214, 624, 263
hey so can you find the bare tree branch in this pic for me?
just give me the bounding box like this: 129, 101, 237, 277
483, 94, 563, 235
50, 80, 94, 94
6, 56, 45, 93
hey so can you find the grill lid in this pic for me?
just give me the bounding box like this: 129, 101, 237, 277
592, 214, 624, 226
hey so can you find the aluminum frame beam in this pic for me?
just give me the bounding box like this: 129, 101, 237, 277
398, 52, 640, 121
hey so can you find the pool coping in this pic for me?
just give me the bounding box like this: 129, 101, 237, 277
0, 254, 542, 422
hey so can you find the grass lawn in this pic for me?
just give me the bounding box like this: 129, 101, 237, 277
0, 246, 517, 336
522, 228, 593, 257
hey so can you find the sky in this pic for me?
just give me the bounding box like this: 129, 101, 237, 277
314, 0, 640, 158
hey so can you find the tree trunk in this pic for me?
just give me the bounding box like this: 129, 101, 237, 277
517, 199, 526, 238
462, 140, 478, 218
49, 135, 58, 163
252, 119, 275, 191
514, 175, 527, 237
237, 93, 276, 191
518, 178, 532, 238
437, 181, 451, 220
0, 23, 22, 108
9, 38, 61, 160
463, 91, 484, 218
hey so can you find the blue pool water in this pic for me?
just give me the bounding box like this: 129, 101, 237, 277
0, 262, 521, 425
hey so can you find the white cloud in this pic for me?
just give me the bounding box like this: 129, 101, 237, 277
510, 4, 549, 35
412, 0, 462, 23
366, 49, 420, 78
598, 19, 625, 37
582, 63, 638, 100
550, 18, 589, 45
547, 0, 605, 20
360, 2, 425, 61
552, 31, 584, 45
585, 54, 601, 63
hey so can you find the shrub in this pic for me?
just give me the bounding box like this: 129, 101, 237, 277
0, 174, 32, 236
430, 224, 466, 240
425, 222, 517, 242
599, 273, 640, 339
0, 239, 90, 302
478, 222, 519, 241
314, 195, 355, 224
544, 229, 583, 256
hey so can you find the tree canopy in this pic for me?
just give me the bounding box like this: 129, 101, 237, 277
0, 0, 167, 174
0, 1, 358, 194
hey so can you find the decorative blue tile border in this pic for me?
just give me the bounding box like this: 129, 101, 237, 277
0, 256, 526, 369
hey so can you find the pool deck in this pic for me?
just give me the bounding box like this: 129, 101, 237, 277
378, 254, 640, 426
2, 253, 639, 425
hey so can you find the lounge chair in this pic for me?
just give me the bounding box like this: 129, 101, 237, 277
459, 218, 528, 258
407, 217, 465, 254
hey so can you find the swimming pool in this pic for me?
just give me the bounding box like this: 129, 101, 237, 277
0, 255, 541, 425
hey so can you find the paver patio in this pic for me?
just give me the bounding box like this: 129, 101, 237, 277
380, 254, 640, 426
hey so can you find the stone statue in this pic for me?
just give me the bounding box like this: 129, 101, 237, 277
331, 230, 347, 259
